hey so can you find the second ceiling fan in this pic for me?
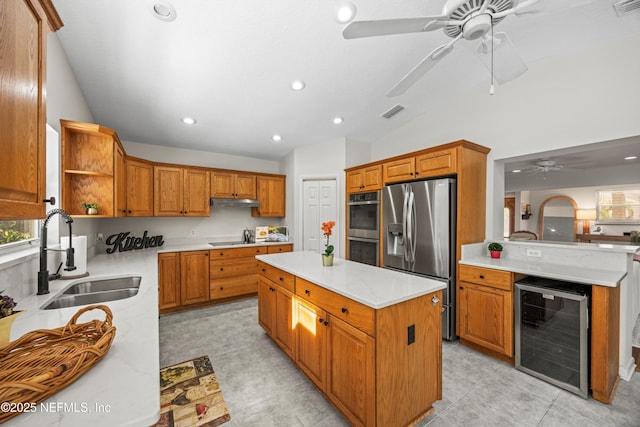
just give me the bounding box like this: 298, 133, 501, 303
343, 0, 539, 96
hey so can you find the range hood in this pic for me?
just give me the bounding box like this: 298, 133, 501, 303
210, 197, 260, 208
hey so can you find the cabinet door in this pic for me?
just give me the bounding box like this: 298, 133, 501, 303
210, 275, 258, 301
158, 252, 180, 310
458, 281, 513, 356
274, 285, 295, 360
252, 175, 285, 217
180, 251, 210, 305
383, 157, 415, 184
415, 148, 457, 178
346, 170, 364, 193
211, 171, 235, 198
154, 166, 183, 216
126, 158, 154, 216
235, 173, 257, 199
258, 276, 276, 336
296, 299, 327, 391
0, 0, 49, 220
362, 165, 382, 191
327, 315, 375, 427
183, 168, 210, 216
114, 144, 127, 217
267, 244, 293, 254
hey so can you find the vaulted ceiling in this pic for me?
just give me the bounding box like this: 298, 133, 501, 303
52, 0, 640, 161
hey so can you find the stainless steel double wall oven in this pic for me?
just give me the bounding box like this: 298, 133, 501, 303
347, 191, 380, 266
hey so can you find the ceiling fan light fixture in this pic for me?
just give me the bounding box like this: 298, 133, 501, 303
336, 2, 357, 24
462, 13, 492, 40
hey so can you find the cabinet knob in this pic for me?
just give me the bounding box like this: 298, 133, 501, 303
431, 295, 440, 306
459, 286, 464, 290
479, 275, 484, 279
262, 268, 266, 272
318, 318, 324, 323
128, 210, 132, 213
43, 196, 56, 205
323, 321, 329, 326
305, 289, 310, 295
341, 307, 348, 314
279, 277, 284, 282
220, 268, 224, 271
269, 287, 275, 292
220, 287, 224, 290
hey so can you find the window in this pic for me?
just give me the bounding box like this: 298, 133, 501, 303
596, 190, 640, 224
0, 220, 38, 250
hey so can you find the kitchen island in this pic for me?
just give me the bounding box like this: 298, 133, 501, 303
5, 250, 160, 427
255, 251, 446, 427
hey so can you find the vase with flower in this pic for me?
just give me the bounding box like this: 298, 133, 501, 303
321, 221, 336, 266
0, 291, 21, 345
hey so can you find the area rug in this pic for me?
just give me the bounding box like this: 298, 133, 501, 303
152, 356, 231, 427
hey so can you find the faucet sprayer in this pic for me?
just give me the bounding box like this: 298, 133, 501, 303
37, 209, 77, 295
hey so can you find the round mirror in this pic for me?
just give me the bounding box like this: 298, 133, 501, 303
539, 196, 577, 241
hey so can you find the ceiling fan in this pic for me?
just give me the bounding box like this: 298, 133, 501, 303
342, 0, 540, 96
509, 159, 565, 178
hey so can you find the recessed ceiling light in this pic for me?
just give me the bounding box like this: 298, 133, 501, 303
333, 117, 344, 125
272, 134, 282, 142
181, 117, 196, 125
336, 2, 357, 24
151, 0, 176, 22
624, 156, 637, 160
511, 169, 521, 173
291, 80, 306, 91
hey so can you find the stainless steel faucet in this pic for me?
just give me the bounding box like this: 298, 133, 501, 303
37, 209, 76, 295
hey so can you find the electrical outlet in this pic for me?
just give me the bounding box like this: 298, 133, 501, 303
96, 233, 103, 241
190, 229, 196, 237
527, 249, 542, 257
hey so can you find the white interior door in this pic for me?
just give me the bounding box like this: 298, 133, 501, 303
303, 179, 338, 256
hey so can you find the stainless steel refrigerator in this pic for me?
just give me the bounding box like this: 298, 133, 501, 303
383, 178, 457, 340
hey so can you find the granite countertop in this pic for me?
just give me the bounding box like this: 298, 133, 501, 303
256, 251, 446, 309
6, 250, 160, 427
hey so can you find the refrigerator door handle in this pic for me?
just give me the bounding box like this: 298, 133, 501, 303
402, 187, 410, 262
407, 190, 416, 264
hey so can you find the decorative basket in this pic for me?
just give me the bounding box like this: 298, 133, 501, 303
0, 305, 116, 422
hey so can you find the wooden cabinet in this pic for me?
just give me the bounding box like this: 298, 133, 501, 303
114, 144, 127, 217
211, 171, 256, 199
252, 175, 286, 217
60, 120, 123, 217
382, 148, 456, 184
267, 244, 293, 254
158, 250, 210, 312
125, 157, 154, 216
0, 0, 61, 220
259, 264, 442, 427
258, 267, 296, 360
209, 246, 267, 301
458, 265, 514, 359
346, 166, 382, 193
154, 166, 210, 216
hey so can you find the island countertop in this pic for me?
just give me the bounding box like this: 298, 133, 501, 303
255, 251, 446, 309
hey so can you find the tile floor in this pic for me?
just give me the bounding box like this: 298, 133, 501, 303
159, 298, 640, 427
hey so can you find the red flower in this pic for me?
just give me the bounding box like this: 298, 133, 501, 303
321, 221, 336, 236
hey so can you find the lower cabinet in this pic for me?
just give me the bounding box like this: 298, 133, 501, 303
158, 250, 210, 312
210, 246, 266, 301
259, 266, 442, 427
458, 265, 514, 359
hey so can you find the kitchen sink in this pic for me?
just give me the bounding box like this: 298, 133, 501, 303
62, 276, 141, 294
41, 276, 141, 310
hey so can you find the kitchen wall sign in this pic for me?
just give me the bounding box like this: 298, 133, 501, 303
105, 231, 164, 254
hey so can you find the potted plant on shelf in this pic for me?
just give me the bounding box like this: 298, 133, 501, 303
321, 221, 336, 266
0, 291, 21, 345
488, 242, 503, 259
82, 203, 99, 215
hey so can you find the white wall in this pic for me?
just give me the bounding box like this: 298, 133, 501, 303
368, 33, 640, 241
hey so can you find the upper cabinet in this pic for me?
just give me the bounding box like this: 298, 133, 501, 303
125, 158, 154, 217
154, 166, 210, 216
0, 0, 62, 220
252, 175, 286, 217
211, 171, 256, 199
346, 165, 382, 193
382, 147, 457, 184
60, 120, 123, 217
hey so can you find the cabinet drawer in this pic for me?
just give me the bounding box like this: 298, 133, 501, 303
267, 244, 293, 254
296, 278, 375, 336
258, 261, 295, 293
209, 246, 267, 259
210, 257, 259, 278
459, 265, 512, 291
210, 275, 258, 300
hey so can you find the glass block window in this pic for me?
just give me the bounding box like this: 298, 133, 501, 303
596, 190, 640, 224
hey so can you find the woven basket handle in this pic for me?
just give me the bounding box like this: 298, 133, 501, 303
68, 304, 113, 327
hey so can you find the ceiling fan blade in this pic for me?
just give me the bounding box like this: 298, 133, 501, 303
492, 0, 540, 19
342, 16, 447, 39
476, 32, 527, 84
387, 35, 462, 97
